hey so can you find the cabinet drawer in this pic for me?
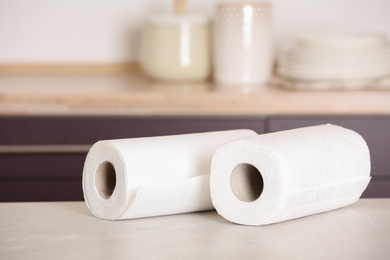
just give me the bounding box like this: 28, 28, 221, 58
0, 180, 82, 202
362, 178, 390, 198
0, 153, 86, 177
0, 116, 265, 145
0, 116, 265, 202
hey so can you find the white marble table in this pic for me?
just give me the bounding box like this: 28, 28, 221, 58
1, 199, 389, 260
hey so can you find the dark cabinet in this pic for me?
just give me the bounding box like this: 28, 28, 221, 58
1, 115, 389, 201
0, 153, 85, 201
0, 116, 265, 202
0, 116, 266, 145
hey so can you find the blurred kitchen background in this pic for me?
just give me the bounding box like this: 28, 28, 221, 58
0, 0, 390, 202
0, 0, 389, 64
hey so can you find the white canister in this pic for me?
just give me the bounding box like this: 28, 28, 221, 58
213, 1, 273, 86
141, 16, 211, 82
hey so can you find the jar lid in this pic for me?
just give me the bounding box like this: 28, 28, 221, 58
148, 15, 209, 25
217, 1, 271, 8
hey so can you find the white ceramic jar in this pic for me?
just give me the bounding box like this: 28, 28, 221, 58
141, 15, 211, 82
213, 1, 273, 87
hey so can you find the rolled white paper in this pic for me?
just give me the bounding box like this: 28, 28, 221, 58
210, 124, 371, 226
83, 129, 257, 220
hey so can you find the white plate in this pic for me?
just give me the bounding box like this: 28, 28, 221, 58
281, 47, 390, 60
279, 57, 390, 66
278, 67, 390, 80
279, 52, 390, 63
279, 60, 390, 70
278, 66, 390, 74
295, 33, 389, 50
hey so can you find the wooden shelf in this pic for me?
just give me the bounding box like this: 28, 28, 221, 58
0, 64, 389, 116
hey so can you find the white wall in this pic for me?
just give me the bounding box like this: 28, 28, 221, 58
0, 0, 389, 63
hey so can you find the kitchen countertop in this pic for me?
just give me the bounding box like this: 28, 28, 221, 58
1, 65, 390, 116
0, 199, 389, 259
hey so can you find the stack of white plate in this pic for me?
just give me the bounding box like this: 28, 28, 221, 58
276, 33, 390, 90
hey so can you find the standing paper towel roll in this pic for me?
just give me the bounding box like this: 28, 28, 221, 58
83, 129, 257, 220
210, 124, 371, 226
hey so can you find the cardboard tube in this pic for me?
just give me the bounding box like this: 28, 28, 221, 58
95, 161, 117, 199
230, 163, 264, 202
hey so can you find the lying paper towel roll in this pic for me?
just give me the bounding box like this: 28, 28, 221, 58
83, 129, 257, 220
210, 124, 371, 226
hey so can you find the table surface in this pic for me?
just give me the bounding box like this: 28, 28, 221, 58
1, 67, 390, 116
0, 199, 389, 260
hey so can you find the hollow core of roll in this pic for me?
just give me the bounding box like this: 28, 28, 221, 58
230, 163, 263, 202
95, 161, 117, 199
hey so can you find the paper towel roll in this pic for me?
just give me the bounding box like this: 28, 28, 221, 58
83, 129, 257, 220
210, 124, 371, 226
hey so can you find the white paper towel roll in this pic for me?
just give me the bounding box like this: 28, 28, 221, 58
210, 124, 371, 226
83, 129, 257, 220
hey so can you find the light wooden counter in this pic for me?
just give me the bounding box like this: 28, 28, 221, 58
0, 66, 389, 116
0, 199, 389, 259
